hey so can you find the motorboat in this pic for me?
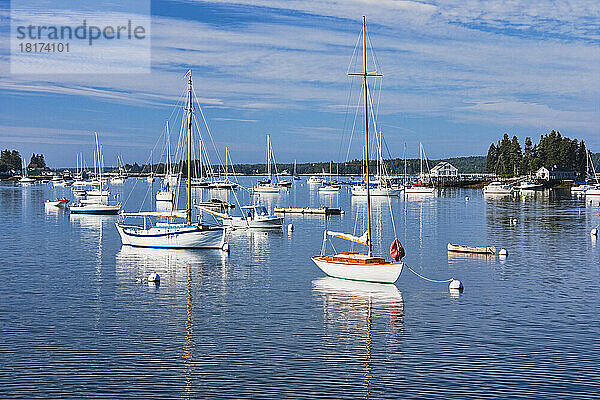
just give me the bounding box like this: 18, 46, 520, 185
220, 205, 283, 229
45, 198, 70, 208
518, 181, 543, 190
483, 181, 514, 195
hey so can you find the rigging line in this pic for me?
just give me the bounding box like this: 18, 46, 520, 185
344, 84, 363, 163
346, 27, 363, 76
366, 26, 382, 76
405, 263, 453, 283
191, 88, 226, 173
337, 66, 356, 165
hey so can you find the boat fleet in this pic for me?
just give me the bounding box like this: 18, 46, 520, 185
15, 17, 585, 285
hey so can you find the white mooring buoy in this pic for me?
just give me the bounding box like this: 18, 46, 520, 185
498, 248, 508, 256
591, 228, 598, 236
465, 196, 469, 201
148, 272, 160, 283
449, 279, 463, 291
288, 223, 294, 232
222, 243, 230, 252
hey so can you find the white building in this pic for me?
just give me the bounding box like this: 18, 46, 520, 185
430, 161, 458, 179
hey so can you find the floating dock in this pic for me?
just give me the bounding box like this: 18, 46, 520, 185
274, 207, 344, 215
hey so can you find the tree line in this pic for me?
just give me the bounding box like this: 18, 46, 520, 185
486, 130, 588, 178
0, 150, 48, 174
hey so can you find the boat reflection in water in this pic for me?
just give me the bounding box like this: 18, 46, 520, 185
115, 245, 228, 286
313, 277, 404, 399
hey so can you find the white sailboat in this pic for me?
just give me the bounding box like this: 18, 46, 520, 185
208, 147, 239, 190
116, 73, 227, 250
318, 161, 341, 193
70, 133, 121, 215
351, 131, 401, 197
111, 154, 127, 184
405, 142, 435, 194
156, 121, 176, 202
146, 150, 155, 183
18, 158, 35, 184
313, 17, 403, 284
293, 160, 301, 180
254, 135, 281, 193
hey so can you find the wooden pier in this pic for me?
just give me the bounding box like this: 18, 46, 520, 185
274, 207, 343, 215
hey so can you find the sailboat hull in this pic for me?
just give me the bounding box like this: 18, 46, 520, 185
351, 185, 402, 196
223, 216, 283, 229
312, 256, 403, 284
116, 223, 225, 249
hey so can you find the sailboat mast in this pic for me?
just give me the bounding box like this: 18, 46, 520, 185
362, 16, 372, 256
187, 74, 193, 225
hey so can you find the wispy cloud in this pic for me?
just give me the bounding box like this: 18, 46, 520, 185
1, 0, 599, 164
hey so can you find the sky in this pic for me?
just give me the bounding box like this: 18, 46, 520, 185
0, 0, 599, 167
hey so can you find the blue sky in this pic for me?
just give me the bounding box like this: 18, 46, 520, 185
1, 0, 599, 167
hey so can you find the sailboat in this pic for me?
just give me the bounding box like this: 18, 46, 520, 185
293, 160, 301, 180
18, 158, 35, 184
112, 154, 127, 184
116, 73, 227, 250
254, 135, 281, 193
351, 131, 401, 197
70, 133, 121, 214
156, 121, 177, 202
207, 147, 239, 190
312, 17, 403, 284
405, 142, 435, 194
146, 150, 155, 183
318, 161, 341, 193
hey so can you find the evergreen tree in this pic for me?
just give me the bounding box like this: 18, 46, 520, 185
486, 143, 497, 173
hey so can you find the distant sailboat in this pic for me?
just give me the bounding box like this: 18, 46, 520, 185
293, 160, 301, 180
254, 135, 281, 193
19, 158, 35, 184
405, 142, 435, 194
70, 133, 121, 215
318, 161, 341, 193
312, 17, 403, 284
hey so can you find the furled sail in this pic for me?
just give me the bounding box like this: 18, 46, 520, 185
121, 210, 187, 218
326, 230, 368, 246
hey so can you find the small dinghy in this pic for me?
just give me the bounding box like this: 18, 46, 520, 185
45, 198, 70, 208
447, 243, 496, 254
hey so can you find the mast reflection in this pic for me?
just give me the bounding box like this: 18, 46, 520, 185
183, 264, 194, 400
313, 277, 404, 398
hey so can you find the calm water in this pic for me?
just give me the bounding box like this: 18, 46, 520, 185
1, 178, 599, 399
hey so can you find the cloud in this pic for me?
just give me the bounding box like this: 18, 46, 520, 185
1, 0, 599, 163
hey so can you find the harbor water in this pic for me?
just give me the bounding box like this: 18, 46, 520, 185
1, 178, 599, 399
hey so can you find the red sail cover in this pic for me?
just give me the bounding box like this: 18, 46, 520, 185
390, 239, 405, 262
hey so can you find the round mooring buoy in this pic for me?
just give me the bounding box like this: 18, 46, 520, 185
148, 273, 160, 283
498, 248, 508, 256
591, 228, 598, 236
465, 196, 469, 201
449, 279, 463, 291
288, 223, 294, 232
222, 243, 230, 252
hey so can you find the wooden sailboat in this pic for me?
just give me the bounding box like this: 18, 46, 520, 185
312, 17, 403, 284
116, 73, 226, 249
